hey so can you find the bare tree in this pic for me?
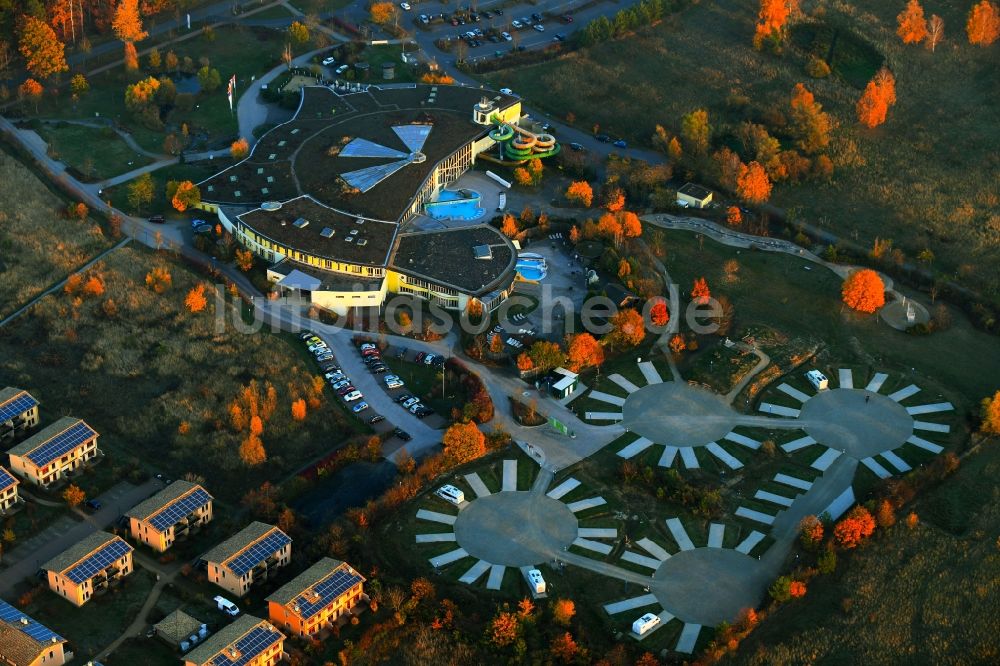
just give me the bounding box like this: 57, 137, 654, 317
454, 39, 468, 63
926, 14, 944, 51
0, 41, 10, 78
282, 43, 292, 70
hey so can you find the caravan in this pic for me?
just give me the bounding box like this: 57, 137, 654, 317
632, 612, 661, 636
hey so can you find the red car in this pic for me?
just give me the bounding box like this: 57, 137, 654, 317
561, 14, 574, 23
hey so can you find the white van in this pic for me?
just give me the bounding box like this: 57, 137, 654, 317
805, 369, 829, 391
214, 596, 240, 617
632, 612, 661, 636
527, 568, 546, 594
435, 484, 465, 506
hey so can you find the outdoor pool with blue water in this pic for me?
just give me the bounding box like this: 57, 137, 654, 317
424, 189, 485, 221
516, 253, 548, 281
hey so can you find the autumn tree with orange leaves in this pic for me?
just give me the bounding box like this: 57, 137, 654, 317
565, 180, 593, 207
736, 161, 772, 203
788, 82, 832, 154
19, 17, 68, 80
113, 0, 148, 71
856, 69, 897, 128
500, 214, 518, 238
726, 206, 742, 227
650, 299, 670, 327
799, 515, 824, 549
897, 0, 929, 44
754, 0, 800, 49
691, 277, 711, 305
489, 610, 520, 647
168, 180, 201, 212
550, 632, 579, 662
291, 398, 307, 421
602, 185, 626, 212
231, 138, 249, 159
516, 352, 534, 372
981, 390, 1000, 434
551, 598, 576, 626
841, 268, 886, 313
833, 505, 876, 548
18, 78, 43, 112
966, 0, 1000, 44
607, 309, 646, 349
185, 284, 208, 312
566, 333, 604, 372
442, 421, 486, 464
789, 581, 807, 598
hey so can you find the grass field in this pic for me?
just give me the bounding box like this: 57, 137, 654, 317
0, 244, 363, 503
731, 440, 1000, 665
104, 161, 220, 216
655, 225, 1000, 415
37, 25, 287, 153
35, 123, 154, 182
485, 0, 1000, 298
0, 150, 114, 320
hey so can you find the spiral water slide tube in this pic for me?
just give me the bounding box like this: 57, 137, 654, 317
488, 122, 560, 161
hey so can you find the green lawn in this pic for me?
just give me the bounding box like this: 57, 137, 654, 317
38, 25, 287, 154
656, 226, 1000, 416
104, 161, 221, 216
36, 123, 154, 182
24, 568, 157, 660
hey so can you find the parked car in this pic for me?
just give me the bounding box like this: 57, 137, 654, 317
494, 8, 503, 15
393, 428, 412, 441
511, 19, 523, 29
553, 33, 566, 41
148, 215, 165, 224
332, 379, 351, 390
561, 14, 574, 23
352, 402, 369, 413
531, 12, 543, 21
533, 24, 545, 32
569, 142, 585, 151
399, 2, 411, 10
595, 134, 612, 143
85, 499, 102, 511
501, 31, 512, 41
423, 354, 439, 365
396, 393, 414, 404
419, 14, 429, 24
402, 397, 421, 409
386, 380, 405, 390
369, 414, 385, 424
214, 596, 240, 617
342, 391, 363, 402
407, 403, 426, 414
336, 385, 356, 396
369, 364, 389, 374
415, 407, 434, 418
322, 56, 336, 66
335, 64, 349, 75
614, 139, 628, 148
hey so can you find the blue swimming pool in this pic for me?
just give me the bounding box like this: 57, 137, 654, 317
424, 189, 485, 221
515, 255, 548, 281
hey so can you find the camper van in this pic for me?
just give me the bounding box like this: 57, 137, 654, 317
632, 612, 661, 636
527, 569, 546, 594
805, 370, 829, 391
435, 485, 465, 506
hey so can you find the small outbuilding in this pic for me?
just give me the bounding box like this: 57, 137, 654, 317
550, 368, 579, 399
154, 609, 208, 650
676, 182, 713, 209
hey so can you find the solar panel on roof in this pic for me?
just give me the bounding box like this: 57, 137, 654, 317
293, 217, 309, 229
320, 227, 335, 238
392, 125, 432, 154
292, 568, 363, 621
226, 531, 291, 576
340, 160, 410, 193
0, 599, 64, 644
25, 421, 96, 467
340, 137, 407, 159
207, 625, 280, 666
0, 467, 15, 492
0, 392, 37, 423
148, 488, 212, 532
63, 538, 132, 584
